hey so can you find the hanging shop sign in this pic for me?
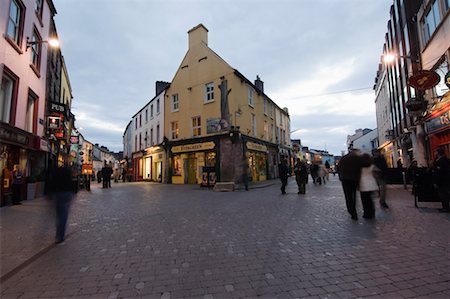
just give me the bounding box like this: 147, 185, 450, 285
246, 142, 268, 152
445, 71, 450, 88
70, 135, 79, 144
144, 146, 162, 155
48, 116, 61, 129
171, 141, 215, 153
405, 98, 427, 112
408, 70, 440, 90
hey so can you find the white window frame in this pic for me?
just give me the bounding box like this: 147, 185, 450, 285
7, 0, 22, 45
251, 113, 256, 137
156, 124, 160, 143
150, 104, 154, 118
150, 127, 154, 146
248, 87, 254, 107
205, 82, 214, 103
192, 116, 201, 137
0, 72, 15, 124
263, 98, 268, 115
171, 94, 179, 112
171, 121, 179, 140
156, 99, 160, 114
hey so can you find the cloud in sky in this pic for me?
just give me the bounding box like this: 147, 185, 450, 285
55, 0, 391, 154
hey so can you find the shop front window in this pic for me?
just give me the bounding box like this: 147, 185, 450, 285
205, 151, 216, 166
173, 155, 181, 175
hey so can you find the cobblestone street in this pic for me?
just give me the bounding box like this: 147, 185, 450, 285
1, 177, 449, 299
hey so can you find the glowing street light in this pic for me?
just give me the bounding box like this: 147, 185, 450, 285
26, 37, 60, 50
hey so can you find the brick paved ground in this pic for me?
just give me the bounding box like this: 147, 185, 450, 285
1, 176, 449, 298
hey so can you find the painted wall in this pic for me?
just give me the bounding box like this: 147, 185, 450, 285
164, 24, 290, 147
133, 90, 165, 152
0, 0, 54, 137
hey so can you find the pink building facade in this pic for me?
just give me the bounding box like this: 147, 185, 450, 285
1, 0, 56, 203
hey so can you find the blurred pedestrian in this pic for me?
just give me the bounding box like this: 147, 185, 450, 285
337, 149, 364, 220
311, 163, 319, 185
359, 153, 377, 219
374, 150, 389, 208
48, 165, 75, 244
242, 158, 249, 191
97, 170, 102, 183
279, 158, 289, 195
294, 158, 308, 194
407, 160, 418, 196
433, 148, 450, 213
122, 168, 127, 183
12, 164, 23, 205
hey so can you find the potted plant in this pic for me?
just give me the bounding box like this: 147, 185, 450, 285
26, 175, 37, 200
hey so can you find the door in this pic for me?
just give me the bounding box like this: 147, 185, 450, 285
156, 162, 162, 182
187, 154, 197, 184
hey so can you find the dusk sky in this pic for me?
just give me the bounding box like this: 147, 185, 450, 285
55, 0, 392, 155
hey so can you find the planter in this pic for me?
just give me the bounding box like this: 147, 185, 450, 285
27, 183, 37, 200
35, 181, 45, 198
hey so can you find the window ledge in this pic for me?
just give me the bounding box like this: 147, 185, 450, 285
204, 100, 215, 105
172, 110, 179, 113
4, 35, 23, 54
29, 64, 41, 78
248, 104, 255, 108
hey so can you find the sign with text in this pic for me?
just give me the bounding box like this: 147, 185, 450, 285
48, 116, 61, 129
246, 142, 268, 153
171, 142, 215, 153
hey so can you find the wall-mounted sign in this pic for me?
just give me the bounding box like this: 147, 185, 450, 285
70, 135, 79, 144
171, 141, 215, 153
408, 70, 440, 90
425, 110, 450, 133
50, 103, 67, 114
247, 142, 268, 152
48, 116, 61, 129
206, 118, 229, 134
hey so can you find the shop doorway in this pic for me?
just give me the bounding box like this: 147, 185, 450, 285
156, 161, 162, 182
187, 154, 197, 184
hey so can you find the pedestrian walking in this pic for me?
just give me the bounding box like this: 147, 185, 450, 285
359, 153, 378, 219
294, 158, 308, 194
337, 148, 364, 220
12, 164, 23, 205
374, 149, 389, 208
48, 165, 75, 244
279, 158, 289, 195
311, 163, 319, 185
432, 148, 450, 213
122, 168, 127, 183
242, 158, 249, 191
407, 160, 418, 196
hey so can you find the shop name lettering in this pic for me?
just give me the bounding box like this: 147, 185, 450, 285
51, 103, 65, 112
180, 144, 202, 151
427, 111, 450, 132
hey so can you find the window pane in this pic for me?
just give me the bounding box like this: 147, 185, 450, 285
0, 76, 14, 123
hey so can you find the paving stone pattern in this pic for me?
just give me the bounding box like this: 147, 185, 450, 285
1, 176, 449, 298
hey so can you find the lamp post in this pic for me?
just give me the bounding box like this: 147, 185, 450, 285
382, 52, 429, 167
26, 37, 60, 50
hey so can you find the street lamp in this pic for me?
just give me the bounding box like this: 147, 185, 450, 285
383, 52, 419, 64
26, 37, 60, 50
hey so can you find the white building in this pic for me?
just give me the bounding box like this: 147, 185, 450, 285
352, 128, 379, 155
129, 81, 169, 181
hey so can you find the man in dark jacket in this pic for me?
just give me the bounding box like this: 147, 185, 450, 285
433, 148, 450, 213
279, 158, 289, 195
337, 148, 363, 220
48, 166, 75, 244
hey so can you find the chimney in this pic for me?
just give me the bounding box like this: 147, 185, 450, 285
156, 81, 170, 96
254, 75, 264, 93
188, 24, 208, 49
